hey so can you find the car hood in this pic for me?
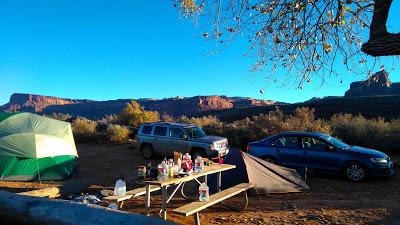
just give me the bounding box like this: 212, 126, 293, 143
345, 146, 388, 158
192, 135, 227, 144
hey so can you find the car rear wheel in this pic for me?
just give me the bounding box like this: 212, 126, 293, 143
141, 145, 154, 159
345, 163, 366, 182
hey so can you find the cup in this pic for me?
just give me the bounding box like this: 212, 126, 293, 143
218, 157, 223, 165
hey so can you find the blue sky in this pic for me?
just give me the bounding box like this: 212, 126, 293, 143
1, 0, 399, 105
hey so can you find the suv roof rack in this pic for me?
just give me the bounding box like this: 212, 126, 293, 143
142, 121, 196, 127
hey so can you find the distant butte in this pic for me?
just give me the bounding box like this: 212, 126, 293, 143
0, 93, 280, 119
345, 70, 400, 97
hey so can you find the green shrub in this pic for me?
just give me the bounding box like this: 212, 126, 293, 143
45, 113, 72, 121
100, 114, 119, 124
106, 124, 131, 144
161, 114, 174, 122
119, 101, 159, 127
224, 107, 331, 150
183, 107, 331, 151
330, 114, 398, 153
178, 115, 223, 128
71, 117, 99, 143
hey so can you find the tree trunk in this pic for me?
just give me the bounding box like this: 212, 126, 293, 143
362, 0, 400, 56
369, 0, 392, 40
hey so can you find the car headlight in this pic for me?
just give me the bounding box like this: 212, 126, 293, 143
370, 158, 388, 163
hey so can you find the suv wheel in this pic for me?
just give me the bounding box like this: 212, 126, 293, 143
344, 163, 366, 182
141, 145, 154, 159
191, 148, 207, 158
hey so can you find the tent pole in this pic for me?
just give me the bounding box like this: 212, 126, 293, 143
35, 158, 42, 184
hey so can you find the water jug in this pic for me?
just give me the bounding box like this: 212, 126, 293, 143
199, 183, 209, 201
158, 160, 168, 180
114, 179, 126, 196
195, 156, 204, 173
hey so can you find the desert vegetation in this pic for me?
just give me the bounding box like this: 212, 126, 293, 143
180, 108, 331, 150
49, 102, 400, 153
47, 101, 159, 144
331, 114, 400, 153
71, 117, 99, 143
119, 100, 159, 127
178, 107, 400, 154
106, 124, 131, 144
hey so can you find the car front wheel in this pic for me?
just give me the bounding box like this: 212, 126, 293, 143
141, 145, 154, 159
344, 163, 366, 182
191, 148, 207, 158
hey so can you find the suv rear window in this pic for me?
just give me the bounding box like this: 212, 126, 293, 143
153, 126, 167, 136
141, 125, 153, 135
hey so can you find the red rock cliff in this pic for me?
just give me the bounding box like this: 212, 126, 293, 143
1, 93, 277, 118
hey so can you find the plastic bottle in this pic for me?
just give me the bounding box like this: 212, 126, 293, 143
158, 160, 169, 180
199, 183, 209, 201
158, 163, 165, 180
195, 156, 204, 173
114, 179, 126, 196
169, 164, 175, 178
162, 160, 169, 178
183, 153, 193, 174
146, 162, 152, 178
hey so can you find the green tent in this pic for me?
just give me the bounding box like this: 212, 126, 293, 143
0, 112, 78, 181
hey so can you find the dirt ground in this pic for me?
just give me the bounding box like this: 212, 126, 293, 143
1, 143, 399, 225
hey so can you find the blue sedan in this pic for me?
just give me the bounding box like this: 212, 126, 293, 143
247, 132, 394, 181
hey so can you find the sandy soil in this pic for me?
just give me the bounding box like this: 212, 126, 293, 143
0, 143, 399, 225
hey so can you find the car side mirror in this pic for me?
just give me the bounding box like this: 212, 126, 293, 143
326, 145, 335, 151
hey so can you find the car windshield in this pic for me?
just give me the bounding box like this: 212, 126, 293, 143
321, 135, 350, 149
184, 126, 206, 139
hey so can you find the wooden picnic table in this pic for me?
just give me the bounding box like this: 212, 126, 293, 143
144, 163, 236, 220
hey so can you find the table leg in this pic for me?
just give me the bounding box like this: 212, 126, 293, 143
161, 186, 168, 220
204, 174, 208, 185
145, 184, 151, 215
118, 201, 124, 209
217, 171, 221, 192
194, 212, 200, 225
180, 182, 190, 199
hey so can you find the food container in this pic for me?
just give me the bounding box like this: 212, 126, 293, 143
138, 166, 146, 178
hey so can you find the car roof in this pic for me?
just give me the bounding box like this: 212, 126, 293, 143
142, 122, 196, 127
268, 132, 328, 139
278, 131, 326, 136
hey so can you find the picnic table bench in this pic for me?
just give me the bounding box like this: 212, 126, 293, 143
173, 183, 254, 225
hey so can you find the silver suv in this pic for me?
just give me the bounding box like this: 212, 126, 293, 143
137, 122, 229, 159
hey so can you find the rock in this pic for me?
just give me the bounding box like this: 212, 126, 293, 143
345, 70, 400, 97
1, 93, 278, 118
306, 214, 318, 220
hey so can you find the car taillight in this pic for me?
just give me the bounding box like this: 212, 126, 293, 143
246, 145, 251, 152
